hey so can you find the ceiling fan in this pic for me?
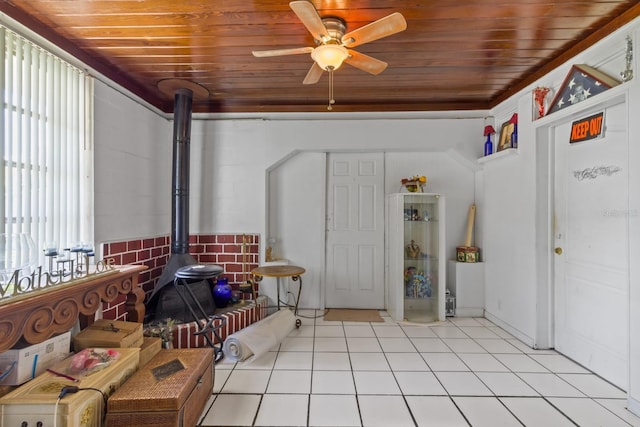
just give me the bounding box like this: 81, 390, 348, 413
252, 1, 407, 109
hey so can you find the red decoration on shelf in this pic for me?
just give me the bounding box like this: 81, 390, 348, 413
534, 87, 551, 118
483, 125, 496, 136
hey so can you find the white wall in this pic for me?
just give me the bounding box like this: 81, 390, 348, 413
625, 24, 640, 417
385, 151, 477, 262
263, 149, 477, 309
480, 104, 538, 344
267, 151, 326, 309
187, 118, 482, 309
93, 80, 172, 248
482, 19, 639, 345
628, 31, 640, 415
485, 17, 640, 413
92, 82, 482, 311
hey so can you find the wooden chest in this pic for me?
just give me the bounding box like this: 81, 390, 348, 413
139, 337, 162, 367
0, 347, 139, 427
73, 319, 144, 351
105, 348, 214, 427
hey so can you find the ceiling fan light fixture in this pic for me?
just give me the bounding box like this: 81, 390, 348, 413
253, 3, 406, 110
311, 44, 348, 71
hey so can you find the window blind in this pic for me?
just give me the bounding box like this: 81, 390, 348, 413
1, 25, 94, 268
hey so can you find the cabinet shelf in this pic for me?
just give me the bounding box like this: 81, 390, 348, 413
404, 256, 438, 263
387, 192, 446, 323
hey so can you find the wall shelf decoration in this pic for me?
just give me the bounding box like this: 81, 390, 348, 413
497, 121, 515, 152
533, 86, 553, 120
477, 147, 518, 164
547, 64, 620, 115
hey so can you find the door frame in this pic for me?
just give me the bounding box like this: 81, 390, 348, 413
534, 88, 629, 351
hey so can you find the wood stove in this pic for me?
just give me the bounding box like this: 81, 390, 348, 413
145, 88, 219, 323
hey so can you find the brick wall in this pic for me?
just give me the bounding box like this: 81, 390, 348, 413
100, 233, 260, 321
173, 296, 269, 349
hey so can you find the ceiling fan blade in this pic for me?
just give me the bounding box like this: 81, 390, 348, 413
341, 12, 407, 48
303, 62, 324, 84
345, 50, 388, 75
289, 1, 330, 41
252, 47, 313, 57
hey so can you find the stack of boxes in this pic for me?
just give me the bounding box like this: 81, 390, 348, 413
73, 319, 161, 367
0, 347, 140, 426
0, 319, 163, 426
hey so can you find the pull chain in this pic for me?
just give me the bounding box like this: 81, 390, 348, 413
327, 66, 336, 110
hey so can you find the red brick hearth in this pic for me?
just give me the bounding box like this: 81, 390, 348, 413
173, 297, 268, 349
99, 233, 263, 348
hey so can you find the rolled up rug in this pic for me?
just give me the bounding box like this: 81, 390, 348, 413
223, 309, 296, 363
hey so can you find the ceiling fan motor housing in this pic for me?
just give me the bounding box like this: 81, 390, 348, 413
320, 17, 346, 44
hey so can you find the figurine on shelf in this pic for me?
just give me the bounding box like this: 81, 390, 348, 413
265, 236, 277, 262
405, 240, 420, 258
533, 86, 552, 119
404, 267, 432, 298
510, 113, 518, 149
400, 175, 427, 193
483, 125, 495, 156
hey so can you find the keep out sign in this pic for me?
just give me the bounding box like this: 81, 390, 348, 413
570, 111, 605, 143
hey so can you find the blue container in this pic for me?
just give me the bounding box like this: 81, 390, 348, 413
484, 135, 493, 156
212, 277, 232, 308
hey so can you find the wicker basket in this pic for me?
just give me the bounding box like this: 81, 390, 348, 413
105, 348, 214, 427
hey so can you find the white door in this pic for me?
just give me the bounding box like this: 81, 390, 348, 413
325, 153, 385, 308
553, 101, 628, 389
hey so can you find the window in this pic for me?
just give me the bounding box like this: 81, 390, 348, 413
1, 25, 94, 273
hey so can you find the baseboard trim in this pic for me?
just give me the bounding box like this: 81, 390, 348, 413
628, 396, 640, 417
484, 311, 538, 348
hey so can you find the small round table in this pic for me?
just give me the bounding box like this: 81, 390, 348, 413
252, 265, 305, 327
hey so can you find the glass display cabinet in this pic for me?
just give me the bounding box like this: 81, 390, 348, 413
386, 193, 445, 322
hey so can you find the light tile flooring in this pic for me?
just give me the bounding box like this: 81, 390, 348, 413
198, 310, 640, 427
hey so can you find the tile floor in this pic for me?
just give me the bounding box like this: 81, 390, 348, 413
198, 310, 640, 426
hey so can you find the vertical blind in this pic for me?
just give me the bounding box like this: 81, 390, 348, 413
1, 24, 94, 267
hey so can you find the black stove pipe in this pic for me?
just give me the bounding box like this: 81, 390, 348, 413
171, 88, 193, 255
145, 88, 198, 317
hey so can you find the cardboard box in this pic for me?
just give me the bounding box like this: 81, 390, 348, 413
0, 331, 71, 386
0, 347, 140, 427
73, 319, 143, 351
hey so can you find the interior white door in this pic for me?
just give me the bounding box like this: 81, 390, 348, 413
553, 102, 628, 389
325, 153, 385, 309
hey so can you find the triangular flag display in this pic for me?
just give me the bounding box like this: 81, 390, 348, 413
548, 64, 620, 114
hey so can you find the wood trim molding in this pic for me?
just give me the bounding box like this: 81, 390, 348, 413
0, 265, 147, 353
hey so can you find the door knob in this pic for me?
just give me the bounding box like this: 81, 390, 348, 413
554, 247, 563, 255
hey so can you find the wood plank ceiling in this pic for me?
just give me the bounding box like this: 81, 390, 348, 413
1, 0, 638, 114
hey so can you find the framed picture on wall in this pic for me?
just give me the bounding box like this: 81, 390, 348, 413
497, 121, 514, 152
547, 64, 620, 115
